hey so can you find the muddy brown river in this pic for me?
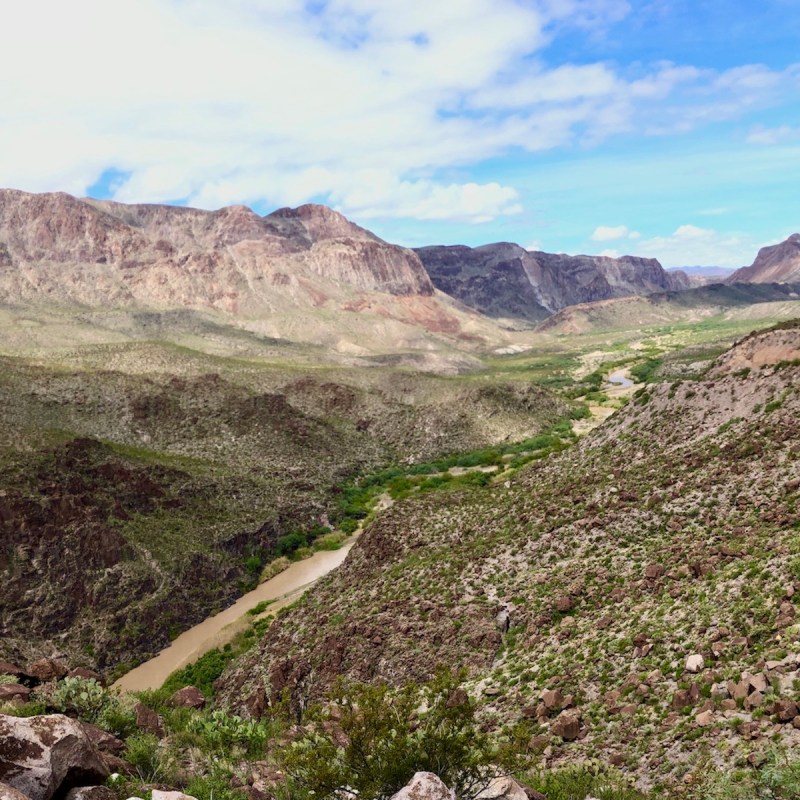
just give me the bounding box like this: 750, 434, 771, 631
113, 539, 356, 692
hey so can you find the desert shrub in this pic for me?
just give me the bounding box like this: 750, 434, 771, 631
0, 674, 18, 685
124, 731, 177, 784
524, 765, 646, 800
568, 403, 591, 420
630, 358, 662, 384
36, 676, 135, 735
185, 767, 245, 800
276, 668, 507, 800
187, 709, 272, 757
162, 646, 237, 699
694, 746, 800, 800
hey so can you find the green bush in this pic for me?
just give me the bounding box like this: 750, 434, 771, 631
276, 668, 508, 800
162, 647, 237, 699
123, 731, 177, 784
34, 677, 136, 736
524, 765, 646, 800
187, 709, 272, 757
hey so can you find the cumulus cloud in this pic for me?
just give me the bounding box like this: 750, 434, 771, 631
633, 225, 757, 268
0, 0, 798, 224
591, 224, 640, 241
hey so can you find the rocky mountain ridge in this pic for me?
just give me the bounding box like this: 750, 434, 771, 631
728, 233, 800, 284
0, 189, 495, 358
415, 242, 690, 320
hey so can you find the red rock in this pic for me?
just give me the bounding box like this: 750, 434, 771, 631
133, 703, 164, 738
0, 686, 30, 703
644, 564, 665, 579
541, 689, 563, 711
554, 595, 574, 613
79, 723, 124, 756
695, 710, 714, 726
671, 690, 691, 711
170, 686, 206, 710
551, 710, 582, 741
26, 660, 67, 682
773, 699, 798, 722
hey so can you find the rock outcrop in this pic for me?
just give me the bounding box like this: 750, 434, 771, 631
0, 714, 109, 800
728, 234, 800, 284
416, 242, 690, 318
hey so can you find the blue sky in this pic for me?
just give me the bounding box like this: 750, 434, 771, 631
1, 0, 799, 267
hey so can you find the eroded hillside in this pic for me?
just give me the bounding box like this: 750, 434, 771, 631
217, 322, 800, 786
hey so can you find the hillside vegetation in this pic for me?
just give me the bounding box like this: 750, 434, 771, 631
217, 322, 800, 788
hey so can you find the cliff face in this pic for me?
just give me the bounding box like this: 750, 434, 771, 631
728, 234, 800, 284
0, 190, 434, 313
416, 242, 690, 316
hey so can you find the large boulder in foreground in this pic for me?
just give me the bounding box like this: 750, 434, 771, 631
0, 714, 109, 800
390, 772, 456, 800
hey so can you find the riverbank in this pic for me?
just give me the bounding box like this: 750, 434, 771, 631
113, 539, 357, 692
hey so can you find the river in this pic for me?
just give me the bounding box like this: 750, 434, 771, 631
607, 369, 634, 389
113, 539, 357, 692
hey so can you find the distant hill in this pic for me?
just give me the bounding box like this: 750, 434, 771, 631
537, 281, 800, 334
728, 233, 800, 283
415, 242, 689, 320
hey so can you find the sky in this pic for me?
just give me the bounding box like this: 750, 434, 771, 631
1, 0, 799, 267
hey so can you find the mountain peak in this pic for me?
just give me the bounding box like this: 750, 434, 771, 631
728, 233, 800, 284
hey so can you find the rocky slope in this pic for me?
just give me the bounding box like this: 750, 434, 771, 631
0, 190, 501, 357
415, 242, 690, 319
728, 233, 800, 284
0, 350, 567, 675
536, 281, 800, 335
217, 321, 800, 787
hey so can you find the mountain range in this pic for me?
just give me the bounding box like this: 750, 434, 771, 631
3, 189, 797, 349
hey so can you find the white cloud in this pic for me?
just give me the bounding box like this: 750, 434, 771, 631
0, 0, 797, 224
746, 125, 800, 145
593, 225, 627, 241
633, 225, 757, 267
591, 225, 640, 241
599, 248, 620, 258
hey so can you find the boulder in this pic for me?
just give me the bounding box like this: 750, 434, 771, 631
773, 699, 798, 722
65, 789, 117, 800
79, 724, 124, 756
541, 689, 563, 711
151, 792, 199, 800
0, 714, 109, 800
390, 772, 455, 800
0, 782, 33, 800
169, 687, 205, 710
133, 703, 164, 738
476, 775, 528, 799
695, 710, 714, 727
0, 665, 25, 680
685, 654, 704, 673
746, 673, 768, 693
671, 690, 691, 711
26, 661, 67, 683
551, 710, 582, 741
0, 687, 30, 704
